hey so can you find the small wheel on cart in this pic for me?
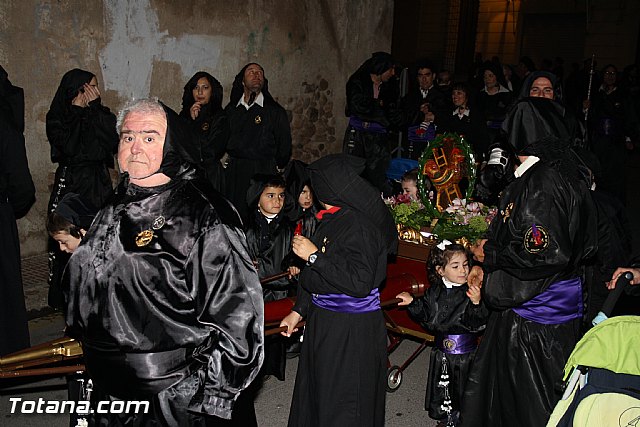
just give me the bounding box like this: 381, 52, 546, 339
386, 365, 402, 392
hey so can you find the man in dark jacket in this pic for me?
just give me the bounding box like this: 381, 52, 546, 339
64, 98, 264, 425
461, 99, 598, 427
224, 63, 292, 222
0, 65, 34, 356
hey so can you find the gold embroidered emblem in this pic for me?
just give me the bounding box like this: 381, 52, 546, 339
501, 202, 514, 223
152, 216, 165, 230
201, 122, 210, 131
135, 230, 154, 247
254, 115, 262, 125
321, 237, 328, 253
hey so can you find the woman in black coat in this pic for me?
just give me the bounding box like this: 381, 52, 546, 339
46, 68, 118, 309
179, 71, 230, 192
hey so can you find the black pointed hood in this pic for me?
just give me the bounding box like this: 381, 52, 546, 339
307, 154, 398, 254
157, 102, 200, 178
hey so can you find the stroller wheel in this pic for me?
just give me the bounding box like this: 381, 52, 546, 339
386, 365, 403, 392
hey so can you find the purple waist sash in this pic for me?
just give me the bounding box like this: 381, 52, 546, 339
312, 288, 380, 314
349, 116, 387, 134
435, 333, 478, 355
513, 277, 583, 325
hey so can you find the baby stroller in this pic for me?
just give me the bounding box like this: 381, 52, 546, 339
547, 272, 640, 426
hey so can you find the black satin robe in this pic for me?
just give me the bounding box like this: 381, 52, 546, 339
460, 160, 597, 427
407, 281, 488, 420
64, 170, 264, 424
288, 208, 388, 427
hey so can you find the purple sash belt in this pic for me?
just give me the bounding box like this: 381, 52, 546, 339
513, 277, 583, 325
435, 333, 478, 355
349, 117, 387, 134
312, 288, 380, 314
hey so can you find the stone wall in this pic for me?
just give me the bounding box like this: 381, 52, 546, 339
0, 0, 394, 256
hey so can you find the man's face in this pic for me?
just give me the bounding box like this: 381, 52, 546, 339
258, 186, 286, 216
417, 68, 434, 90
603, 67, 617, 86
118, 111, 167, 186
243, 64, 264, 93
529, 77, 554, 99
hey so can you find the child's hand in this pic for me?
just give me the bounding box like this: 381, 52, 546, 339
395, 291, 413, 306
468, 265, 484, 288
467, 284, 481, 305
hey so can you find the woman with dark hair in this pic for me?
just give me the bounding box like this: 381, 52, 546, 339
477, 61, 513, 138
46, 68, 118, 309
179, 71, 229, 192
440, 82, 490, 162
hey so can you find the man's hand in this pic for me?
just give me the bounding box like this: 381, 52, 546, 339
292, 235, 318, 262
468, 265, 484, 288
280, 311, 303, 337
395, 291, 413, 306
607, 267, 640, 289
190, 102, 202, 120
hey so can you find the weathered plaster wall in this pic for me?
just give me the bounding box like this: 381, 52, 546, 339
1, 0, 394, 256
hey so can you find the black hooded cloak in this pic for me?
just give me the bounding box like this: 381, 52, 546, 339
46, 68, 119, 309
223, 63, 292, 222
63, 101, 264, 425
179, 71, 230, 192
287, 154, 395, 427
460, 99, 598, 427
0, 65, 33, 356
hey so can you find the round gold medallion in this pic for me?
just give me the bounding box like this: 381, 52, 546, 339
135, 229, 154, 247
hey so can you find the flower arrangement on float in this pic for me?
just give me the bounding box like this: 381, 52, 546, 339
384, 132, 497, 248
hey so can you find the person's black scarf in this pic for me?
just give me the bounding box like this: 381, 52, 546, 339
48, 69, 96, 119
517, 70, 564, 103
0, 65, 25, 133
307, 154, 398, 255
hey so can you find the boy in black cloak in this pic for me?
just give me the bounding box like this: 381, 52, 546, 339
0, 64, 34, 356
46, 68, 119, 310
179, 71, 230, 192
280, 154, 397, 427
460, 98, 598, 427
223, 63, 292, 222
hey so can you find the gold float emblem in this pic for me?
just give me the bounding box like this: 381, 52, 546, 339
254, 115, 262, 125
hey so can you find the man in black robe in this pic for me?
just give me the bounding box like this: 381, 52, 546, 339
280, 154, 397, 427
460, 98, 598, 427
64, 98, 264, 425
0, 65, 34, 356
224, 63, 292, 223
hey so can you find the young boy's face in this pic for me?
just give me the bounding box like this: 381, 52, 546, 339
402, 179, 418, 200
258, 186, 286, 216
298, 185, 314, 210
52, 231, 82, 254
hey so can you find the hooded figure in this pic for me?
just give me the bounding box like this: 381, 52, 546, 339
64, 98, 264, 426
46, 68, 118, 309
223, 63, 292, 222
281, 154, 395, 427
0, 65, 33, 356
53, 192, 98, 231
179, 71, 230, 192
461, 98, 598, 427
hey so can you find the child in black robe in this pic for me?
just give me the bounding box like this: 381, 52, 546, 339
397, 242, 488, 427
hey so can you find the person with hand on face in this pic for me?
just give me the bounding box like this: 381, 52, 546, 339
180, 71, 230, 192
224, 63, 292, 222
63, 98, 264, 426
279, 154, 398, 427
396, 242, 488, 427
46, 68, 119, 310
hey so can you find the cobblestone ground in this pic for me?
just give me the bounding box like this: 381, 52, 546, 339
21, 253, 55, 319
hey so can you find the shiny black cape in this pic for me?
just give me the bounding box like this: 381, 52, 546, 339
64, 171, 264, 421
461, 160, 597, 427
